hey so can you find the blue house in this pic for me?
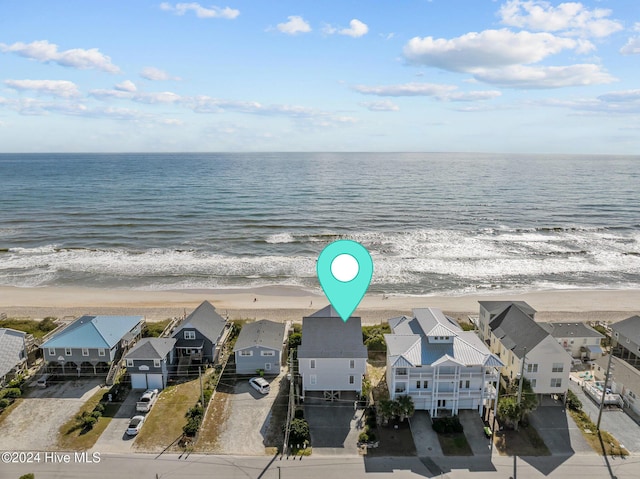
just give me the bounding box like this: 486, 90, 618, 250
41, 315, 144, 376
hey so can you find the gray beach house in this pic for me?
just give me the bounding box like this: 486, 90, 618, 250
41, 315, 144, 376
125, 337, 176, 390
233, 319, 287, 375
0, 328, 28, 387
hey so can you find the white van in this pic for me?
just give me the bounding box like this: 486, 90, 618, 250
36, 374, 51, 388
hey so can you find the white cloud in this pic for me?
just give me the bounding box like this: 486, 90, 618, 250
277, 16, 311, 35
4, 79, 80, 98
541, 89, 640, 114
474, 64, 616, 88
0, 40, 120, 73
159, 118, 184, 125
159, 2, 239, 19
447, 90, 503, 101
620, 37, 640, 55
499, 0, 623, 38
140, 66, 180, 81
403, 29, 580, 71
353, 82, 502, 102
598, 90, 640, 103
115, 80, 137, 92
90, 88, 182, 104
634, 22, 640, 32
359, 100, 400, 112
325, 19, 369, 38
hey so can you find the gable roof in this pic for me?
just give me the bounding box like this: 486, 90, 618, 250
172, 301, 227, 344
125, 338, 176, 360
234, 319, 286, 352
611, 315, 640, 345
386, 309, 503, 368
540, 322, 604, 339
489, 305, 548, 359
41, 316, 143, 349
0, 328, 26, 379
479, 301, 536, 317
297, 306, 367, 359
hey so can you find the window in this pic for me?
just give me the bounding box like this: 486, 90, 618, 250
82, 348, 89, 357
65, 348, 72, 356
459, 380, 470, 389
310, 359, 316, 369
349, 375, 355, 385
310, 374, 317, 385
98, 349, 105, 357
530, 379, 537, 388
261, 350, 275, 356
265, 362, 272, 371
184, 330, 196, 340
511, 356, 514, 365
437, 399, 446, 408
240, 350, 253, 357
552, 363, 564, 372
416, 381, 421, 389
48, 348, 55, 356
527, 363, 538, 373
126, 359, 134, 367
423, 380, 429, 389
154, 359, 161, 368
395, 385, 406, 393
550, 378, 562, 388
583, 338, 588, 344
349, 359, 355, 369
397, 368, 407, 375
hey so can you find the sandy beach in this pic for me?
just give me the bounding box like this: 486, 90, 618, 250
1, 285, 639, 324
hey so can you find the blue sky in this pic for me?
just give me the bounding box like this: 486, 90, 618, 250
0, 0, 639, 153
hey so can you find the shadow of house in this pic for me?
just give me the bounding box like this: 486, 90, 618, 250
303, 391, 357, 449
260, 374, 290, 449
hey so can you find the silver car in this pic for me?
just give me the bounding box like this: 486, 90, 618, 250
126, 415, 145, 436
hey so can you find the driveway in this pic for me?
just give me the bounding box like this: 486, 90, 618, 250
304, 391, 362, 456
92, 390, 139, 453
528, 403, 592, 455
0, 379, 103, 451
206, 373, 284, 455
458, 410, 491, 456
569, 381, 640, 453
409, 411, 442, 456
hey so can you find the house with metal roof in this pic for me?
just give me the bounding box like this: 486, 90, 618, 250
297, 305, 368, 401
0, 328, 28, 387
125, 337, 176, 390
611, 315, 640, 371
484, 303, 571, 396
384, 308, 503, 417
594, 355, 640, 417
233, 319, 288, 375
171, 300, 228, 368
41, 315, 144, 376
540, 322, 604, 359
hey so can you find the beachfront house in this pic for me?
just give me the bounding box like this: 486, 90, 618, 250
297, 306, 368, 401
384, 308, 503, 417
540, 322, 604, 360
477, 301, 536, 343
594, 355, 640, 417
171, 300, 228, 369
481, 302, 571, 397
125, 337, 176, 390
233, 319, 288, 375
0, 328, 28, 387
41, 315, 144, 376
611, 315, 640, 371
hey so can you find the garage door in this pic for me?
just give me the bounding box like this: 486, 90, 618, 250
131, 373, 148, 390
147, 374, 164, 390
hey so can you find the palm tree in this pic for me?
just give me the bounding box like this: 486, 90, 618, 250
396, 395, 415, 422
377, 399, 394, 426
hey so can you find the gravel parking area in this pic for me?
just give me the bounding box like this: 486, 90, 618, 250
204, 374, 284, 455
0, 379, 103, 451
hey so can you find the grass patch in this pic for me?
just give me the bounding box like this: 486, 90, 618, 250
367, 418, 416, 457
438, 432, 473, 456
134, 375, 209, 452
194, 385, 231, 451
57, 387, 111, 451
568, 409, 628, 456
494, 426, 551, 456
0, 317, 58, 338
142, 319, 171, 338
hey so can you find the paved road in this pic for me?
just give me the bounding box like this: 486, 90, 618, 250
2, 452, 640, 479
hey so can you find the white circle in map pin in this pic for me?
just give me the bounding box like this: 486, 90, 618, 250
330, 253, 359, 282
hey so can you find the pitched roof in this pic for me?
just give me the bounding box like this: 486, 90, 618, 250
234, 319, 286, 352
611, 315, 640, 345
125, 338, 176, 360
386, 309, 503, 368
488, 305, 548, 359
540, 322, 604, 339
0, 328, 26, 379
173, 301, 227, 344
479, 301, 536, 317
41, 316, 143, 349
297, 306, 367, 359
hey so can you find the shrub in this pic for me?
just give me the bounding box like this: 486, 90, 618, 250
91, 410, 102, 419
203, 389, 213, 405
288, 418, 310, 448
566, 389, 582, 411
367, 431, 377, 442
0, 398, 10, 409
19, 474, 35, 479
7, 375, 26, 389
183, 417, 200, 437
93, 403, 105, 414
358, 431, 369, 443
294, 408, 305, 419
82, 416, 97, 429
1, 388, 22, 399
432, 416, 463, 434
185, 405, 204, 420
288, 332, 302, 350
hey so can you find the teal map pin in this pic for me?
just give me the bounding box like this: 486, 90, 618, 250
317, 240, 374, 322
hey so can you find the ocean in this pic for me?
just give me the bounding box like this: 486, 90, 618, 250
1, 152, 639, 295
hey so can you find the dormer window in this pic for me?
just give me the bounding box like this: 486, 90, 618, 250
184, 330, 196, 340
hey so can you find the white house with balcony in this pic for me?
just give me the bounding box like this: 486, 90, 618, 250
384, 308, 503, 418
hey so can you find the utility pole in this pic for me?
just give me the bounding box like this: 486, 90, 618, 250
199, 366, 204, 407
490, 373, 500, 454
597, 352, 614, 431
515, 347, 527, 432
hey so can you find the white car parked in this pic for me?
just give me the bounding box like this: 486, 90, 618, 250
249, 377, 270, 395
126, 415, 145, 436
